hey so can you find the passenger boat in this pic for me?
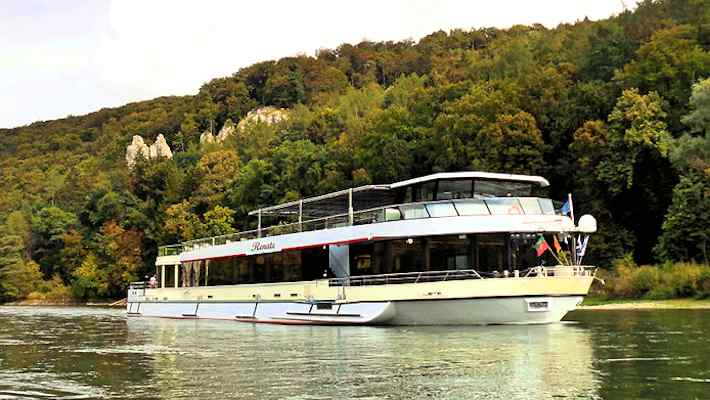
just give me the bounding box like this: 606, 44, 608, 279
127, 171, 598, 325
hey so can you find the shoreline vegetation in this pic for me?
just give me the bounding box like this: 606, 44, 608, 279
1, 300, 123, 307
590, 258, 710, 300
5, 259, 710, 310
579, 298, 710, 309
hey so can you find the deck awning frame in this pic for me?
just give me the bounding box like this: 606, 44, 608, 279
247, 171, 550, 221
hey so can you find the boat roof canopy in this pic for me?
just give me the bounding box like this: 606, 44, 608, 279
389, 171, 549, 189
249, 171, 549, 218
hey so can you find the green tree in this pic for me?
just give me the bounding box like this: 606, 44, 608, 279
203, 206, 236, 237
681, 78, 710, 134
228, 159, 275, 220
654, 171, 710, 262
616, 25, 710, 131
0, 230, 43, 301
598, 89, 672, 195
31, 206, 79, 274
71, 253, 105, 300
5, 210, 31, 259
656, 79, 710, 261
193, 149, 240, 209
164, 201, 205, 242
264, 58, 307, 107
477, 111, 546, 175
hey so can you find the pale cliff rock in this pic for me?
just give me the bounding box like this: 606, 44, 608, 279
126, 134, 173, 168
149, 134, 173, 160
216, 121, 236, 142
126, 135, 150, 168
200, 130, 215, 144
237, 106, 289, 131
199, 107, 289, 146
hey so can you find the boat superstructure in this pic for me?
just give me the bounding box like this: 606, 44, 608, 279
128, 171, 597, 325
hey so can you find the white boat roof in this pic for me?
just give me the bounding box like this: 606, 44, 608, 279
249, 171, 548, 217
390, 172, 549, 189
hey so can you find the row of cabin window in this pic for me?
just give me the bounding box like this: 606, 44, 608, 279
196, 248, 329, 287
348, 234, 552, 276
398, 179, 535, 203
164, 233, 559, 287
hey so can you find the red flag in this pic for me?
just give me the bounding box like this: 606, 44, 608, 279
535, 235, 550, 257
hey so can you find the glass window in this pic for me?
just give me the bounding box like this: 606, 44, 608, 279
476, 234, 507, 271
475, 180, 532, 197
384, 208, 402, 221
416, 182, 436, 201
453, 199, 490, 215
425, 202, 458, 217
428, 235, 472, 270
400, 204, 429, 219
485, 198, 523, 215
437, 180, 473, 200
519, 198, 542, 215
538, 198, 555, 215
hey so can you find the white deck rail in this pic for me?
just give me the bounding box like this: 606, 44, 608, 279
169, 197, 561, 253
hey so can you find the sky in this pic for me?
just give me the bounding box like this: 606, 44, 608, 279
0, 0, 637, 129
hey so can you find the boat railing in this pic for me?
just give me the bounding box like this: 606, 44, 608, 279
328, 265, 596, 287
129, 281, 147, 289
329, 269, 483, 287
128, 281, 147, 300
158, 244, 183, 257
180, 197, 562, 252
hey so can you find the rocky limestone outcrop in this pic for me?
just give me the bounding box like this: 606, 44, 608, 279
198, 107, 291, 145
200, 130, 215, 144
126, 134, 173, 168
149, 134, 173, 160
237, 106, 289, 131
126, 136, 149, 168
216, 121, 236, 142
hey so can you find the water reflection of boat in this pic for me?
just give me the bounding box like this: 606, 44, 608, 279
128, 172, 598, 325
125, 318, 600, 398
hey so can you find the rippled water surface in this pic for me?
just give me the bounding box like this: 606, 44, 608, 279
1, 306, 709, 399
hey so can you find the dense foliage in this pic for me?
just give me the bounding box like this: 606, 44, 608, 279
1, 0, 709, 301
599, 255, 710, 300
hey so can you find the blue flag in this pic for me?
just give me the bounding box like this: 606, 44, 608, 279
561, 200, 571, 216
576, 235, 589, 260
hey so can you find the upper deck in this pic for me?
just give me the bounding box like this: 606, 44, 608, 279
159, 172, 576, 258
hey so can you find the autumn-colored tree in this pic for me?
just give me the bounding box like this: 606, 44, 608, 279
193, 149, 241, 209
164, 201, 205, 242
95, 221, 143, 298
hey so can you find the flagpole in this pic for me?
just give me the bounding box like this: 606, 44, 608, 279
568, 193, 577, 265
548, 248, 564, 266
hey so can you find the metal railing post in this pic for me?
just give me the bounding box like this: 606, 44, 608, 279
257, 209, 262, 238
299, 199, 303, 232
348, 188, 354, 225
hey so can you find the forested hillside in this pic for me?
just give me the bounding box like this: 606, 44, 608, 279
1, 0, 709, 302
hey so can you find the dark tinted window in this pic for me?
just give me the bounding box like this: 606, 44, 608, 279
437, 180, 473, 199
474, 180, 531, 197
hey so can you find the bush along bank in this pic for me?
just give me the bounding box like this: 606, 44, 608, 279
594, 254, 710, 300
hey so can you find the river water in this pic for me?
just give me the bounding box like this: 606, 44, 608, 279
0, 307, 709, 399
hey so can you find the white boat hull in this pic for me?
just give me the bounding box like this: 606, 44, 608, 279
127, 295, 583, 325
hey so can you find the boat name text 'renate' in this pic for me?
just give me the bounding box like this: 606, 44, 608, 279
246, 240, 281, 255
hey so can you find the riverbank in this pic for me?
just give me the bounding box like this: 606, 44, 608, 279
579, 297, 710, 310
2, 299, 124, 307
